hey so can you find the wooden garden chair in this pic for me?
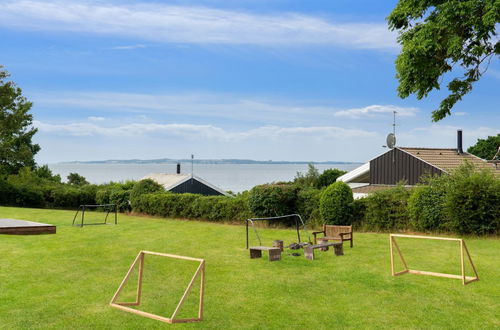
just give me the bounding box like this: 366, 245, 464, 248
312, 225, 353, 247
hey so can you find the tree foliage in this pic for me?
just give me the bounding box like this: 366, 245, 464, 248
467, 133, 500, 160
317, 168, 347, 188
388, 0, 499, 121
0, 66, 40, 175
294, 164, 320, 188
67, 172, 89, 186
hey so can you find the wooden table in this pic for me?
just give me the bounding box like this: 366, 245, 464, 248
249, 246, 281, 261
304, 242, 343, 260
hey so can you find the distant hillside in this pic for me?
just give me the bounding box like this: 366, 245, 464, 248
60, 158, 361, 165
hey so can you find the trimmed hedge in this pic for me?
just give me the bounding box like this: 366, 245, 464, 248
362, 186, 411, 231
248, 184, 298, 218
408, 185, 446, 232
319, 182, 353, 225
133, 192, 252, 222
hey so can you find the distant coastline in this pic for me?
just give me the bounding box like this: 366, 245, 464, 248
59, 158, 362, 165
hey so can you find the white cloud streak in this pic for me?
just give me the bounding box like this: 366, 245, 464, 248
0, 0, 397, 50
334, 105, 418, 119
33, 120, 376, 141
32, 91, 417, 125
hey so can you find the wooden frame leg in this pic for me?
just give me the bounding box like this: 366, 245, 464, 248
110, 251, 206, 324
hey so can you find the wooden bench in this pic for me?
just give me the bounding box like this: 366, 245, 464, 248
249, 246, 281, 261
304, 242, 343, 260
313, 225, 353, 247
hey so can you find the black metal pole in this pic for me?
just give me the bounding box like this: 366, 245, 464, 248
114, 205, 117, 225
246, 220, 249, 249
296, 216, 301, 243
81, 205, 85, 227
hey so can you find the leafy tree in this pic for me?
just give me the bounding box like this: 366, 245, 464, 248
0, 66, 40, 175
316, 168, 347, 188
67, 172, 89, 186
388, 0, 499, 121
294, 164, 320, 187
35, 165, 61, 183
467, 133, 500, 160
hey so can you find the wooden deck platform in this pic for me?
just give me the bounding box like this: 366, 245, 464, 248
0, 218, 56, 235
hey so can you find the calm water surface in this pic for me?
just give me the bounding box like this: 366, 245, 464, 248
48, 163, 359, 193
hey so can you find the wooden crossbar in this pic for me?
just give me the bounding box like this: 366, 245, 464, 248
389, 234, 479, 285
110, 251, 205, 324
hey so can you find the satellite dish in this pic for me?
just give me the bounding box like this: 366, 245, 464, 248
386, 133, 396, 149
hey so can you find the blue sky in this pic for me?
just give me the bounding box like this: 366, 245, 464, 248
0, 0, 498, 163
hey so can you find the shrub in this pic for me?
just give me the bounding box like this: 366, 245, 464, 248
248, 184, 299, 222
130, 179, 164, 207
319, 182, 353, 225
50, 186, 81, 208
316, 168, 347, 188
363, 186, 410, 231
350, 198, 367, 229
132, 192, 252, 222
408, 185, 446, 232
296, 188, 322, 224
109, 189, 132, 213
442, 164, 500, 234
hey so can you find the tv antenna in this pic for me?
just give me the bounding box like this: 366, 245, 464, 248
384, 111, 397, 149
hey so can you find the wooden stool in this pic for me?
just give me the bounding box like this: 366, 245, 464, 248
273, 240, 284, 251
318, 239, 329, 251
333, 243, 344, 256
249, 246, 281, 261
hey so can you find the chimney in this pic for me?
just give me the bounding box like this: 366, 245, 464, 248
457, 129, 463, 154
176, 163, 181, 174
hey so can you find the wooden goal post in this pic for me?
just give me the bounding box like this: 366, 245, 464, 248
389, 234, 479, 285
110, 251, 205, 324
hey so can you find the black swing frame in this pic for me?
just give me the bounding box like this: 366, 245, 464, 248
72, 204, 118, 227
245, 214, 308, 249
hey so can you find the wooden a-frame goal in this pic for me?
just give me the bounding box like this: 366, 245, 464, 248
110, 251, 205, 324
389, 234, 479, 285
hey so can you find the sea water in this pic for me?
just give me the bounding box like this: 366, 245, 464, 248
48, 163, 360, 193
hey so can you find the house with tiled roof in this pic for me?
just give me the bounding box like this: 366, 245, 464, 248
337, 130, 500, 198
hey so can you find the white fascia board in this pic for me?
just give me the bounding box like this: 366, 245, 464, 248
336, 162, 370, 183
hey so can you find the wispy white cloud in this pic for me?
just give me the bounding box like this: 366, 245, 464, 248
87, 116, 105, 121
33, 120, 376, 141
33, 91, 419, 125
334, 105, 418, 119
0, 0, 397, 50
108, 44, 147, 50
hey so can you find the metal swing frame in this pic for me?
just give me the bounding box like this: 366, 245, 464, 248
245, 214, 310, 249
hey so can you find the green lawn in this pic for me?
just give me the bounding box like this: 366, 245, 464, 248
0, 206, 499, 329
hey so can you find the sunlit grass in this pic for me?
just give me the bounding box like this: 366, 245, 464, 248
0, 206, 498, 329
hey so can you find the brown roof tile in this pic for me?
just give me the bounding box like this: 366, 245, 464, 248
351, 185, 413, 194
398, 147, 500, 176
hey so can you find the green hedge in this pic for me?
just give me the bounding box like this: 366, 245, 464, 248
319, 182, 353, 225
133, 192, 252, 222
248, 184, 299, 218
296, 188, 322, 225
362, 186, 411, 231
408, 185, 446, 232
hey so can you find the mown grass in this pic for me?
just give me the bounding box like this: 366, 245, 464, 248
0, 206, 499, 329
